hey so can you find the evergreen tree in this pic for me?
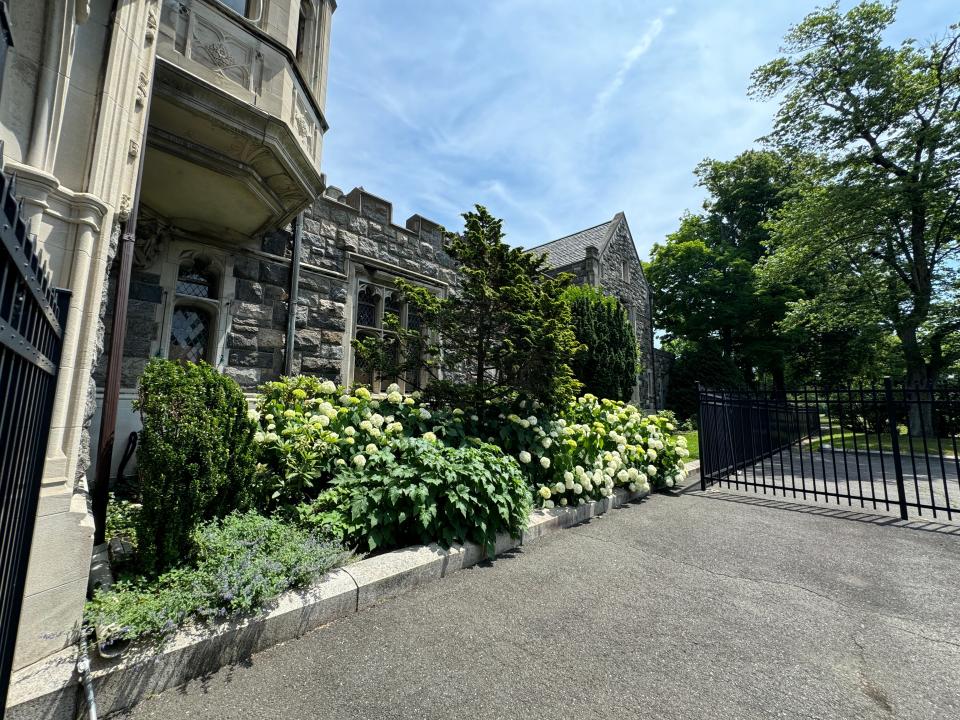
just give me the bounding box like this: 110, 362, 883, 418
565, 285, 638, 402
354, 206, 582, 416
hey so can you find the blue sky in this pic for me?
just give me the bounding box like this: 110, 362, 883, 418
320, 1, 957, 258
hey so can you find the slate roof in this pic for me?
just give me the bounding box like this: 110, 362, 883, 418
527, 216, 617, 269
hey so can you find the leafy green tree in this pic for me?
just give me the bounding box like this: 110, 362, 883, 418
354, 205, 582, 416
664, 339, 746, 422
565, 285, 638, 402
752, 1, 960, 432
647, 150, 800, 391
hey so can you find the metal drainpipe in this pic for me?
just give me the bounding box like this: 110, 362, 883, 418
284, 212, 304, 375
92, 49, 154, 545
77, 627, 99, 720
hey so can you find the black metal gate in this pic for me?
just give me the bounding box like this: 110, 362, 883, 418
698, 379, 960, 522
0, 163, 70, 713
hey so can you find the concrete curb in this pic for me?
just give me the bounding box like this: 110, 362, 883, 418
6, 487, 650, 719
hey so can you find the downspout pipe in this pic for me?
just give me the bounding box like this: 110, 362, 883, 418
285, 212, 304, 375
92, 52, 154, 545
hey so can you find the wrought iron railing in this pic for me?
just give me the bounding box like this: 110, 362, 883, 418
698, 379, 960, 521
0, 152, 70, 714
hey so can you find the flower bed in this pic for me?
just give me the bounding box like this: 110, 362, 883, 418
88, 367, 687, 648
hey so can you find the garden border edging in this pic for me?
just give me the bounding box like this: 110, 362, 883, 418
6, 486, 650, 720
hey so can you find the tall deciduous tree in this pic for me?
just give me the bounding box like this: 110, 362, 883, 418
354, 206, 583, 416
752, 1, 960, 431
647, 150, 799, 392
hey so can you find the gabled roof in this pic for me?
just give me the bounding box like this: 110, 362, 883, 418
527, 213, 622, 269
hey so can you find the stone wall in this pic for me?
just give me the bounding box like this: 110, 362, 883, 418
596, 218, 656, 407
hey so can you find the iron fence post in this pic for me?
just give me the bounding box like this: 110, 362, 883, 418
697, 382, 707, 491
884, 376, 909, 520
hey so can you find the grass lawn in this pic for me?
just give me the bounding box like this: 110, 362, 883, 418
810, 429, 957, 458
680, 430, 699, 460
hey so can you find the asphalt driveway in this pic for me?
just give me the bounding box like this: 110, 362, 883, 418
117, 490, 960, 719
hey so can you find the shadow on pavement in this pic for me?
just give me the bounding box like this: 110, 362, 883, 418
684, 489, 960, 537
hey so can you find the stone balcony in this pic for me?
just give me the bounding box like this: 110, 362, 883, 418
144, 0, 328, 239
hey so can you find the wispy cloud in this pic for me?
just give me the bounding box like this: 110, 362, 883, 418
321, 0, 958, 257
588, 9, 674, 128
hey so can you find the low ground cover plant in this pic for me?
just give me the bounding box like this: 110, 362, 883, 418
87, 511, 349, 645
296, 436, 530, 554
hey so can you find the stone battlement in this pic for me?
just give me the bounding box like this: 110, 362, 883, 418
319, 184, 444, 247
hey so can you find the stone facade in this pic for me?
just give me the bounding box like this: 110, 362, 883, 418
95, 192, 661, 488
529, 213, 659, 408
3, 0, 336, 669
95, 186, 455, 399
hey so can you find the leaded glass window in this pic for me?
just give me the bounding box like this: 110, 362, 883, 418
169, 307, 211, 363
176, 263, 217, 299
356, 285, 379, 328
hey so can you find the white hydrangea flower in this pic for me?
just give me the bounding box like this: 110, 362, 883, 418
422, 431, 437, 442
628, 482, 638, 492
677, 436, 688, 447
541, 437, 552, 449
359, 420, 373, 432
543, 500, 555, 509
363, 443, 377, 454
553, 482, 564, 494
541, 457, 551, 470
419, 408, 431, 420
617, 469, 629, 482
386, 391, 403, 404
666, 422, 675, 431
352, 454, 366, 468
560, 497, 568, 507
344, 426, 356, 436
666, 478, 675, 488
283, 409, 296, 419
519, 451, 532, 464
646, 465, 657, 477
647, 448, 658, 460
573, 483, 583, 495
527, 416, 538, 426
320, 380, 337, 394
317, 415, 330, 427
538, 485, 552, 499
247, 409, 260, 422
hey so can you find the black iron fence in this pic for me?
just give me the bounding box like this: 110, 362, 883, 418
698, 379, 960, 522
0, 161, 69, 713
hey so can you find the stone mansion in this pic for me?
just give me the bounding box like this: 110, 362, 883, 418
0, 0, 662, 674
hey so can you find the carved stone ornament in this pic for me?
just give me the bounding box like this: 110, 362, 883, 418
146, 7, 158, 44
128, 140, 140, 158
136, 72, 149, 107
133, 218, 171, 269
118, 194, 132, 222
205, 42, 236, 69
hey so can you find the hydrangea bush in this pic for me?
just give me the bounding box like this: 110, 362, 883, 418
501, 395, 690, 508
255, 376, 468, 505
255, 378, 689, 513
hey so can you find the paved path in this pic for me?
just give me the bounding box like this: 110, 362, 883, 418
118, 492, 960, 719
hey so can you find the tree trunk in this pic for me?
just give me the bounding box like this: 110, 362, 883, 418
899, 327, 935, 437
